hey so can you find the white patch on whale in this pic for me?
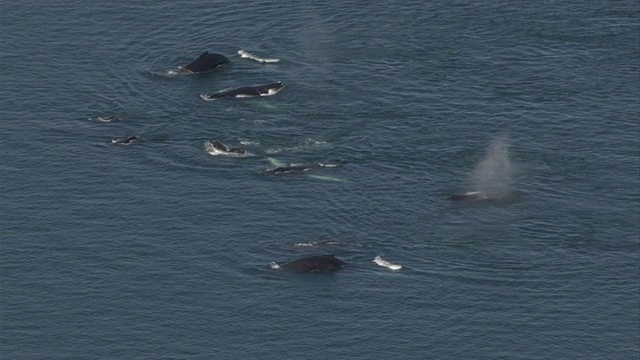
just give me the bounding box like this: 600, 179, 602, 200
263, 88, 282, 96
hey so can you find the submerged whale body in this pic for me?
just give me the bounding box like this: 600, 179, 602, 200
265, 159, 345, 175
181, 51, 230, 73
449, 190, 526, 203
200, 81, 283, 101
272, 254, 345, 272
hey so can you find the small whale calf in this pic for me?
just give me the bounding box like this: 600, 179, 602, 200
270, 254, 345, 272
200, 81, 283, 101
181, 51, 230, 73
265, 159, 345, 175
449, 190, 526, 203
111, 135, 140, 145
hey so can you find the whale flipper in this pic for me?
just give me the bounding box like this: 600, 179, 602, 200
373, 256, 402, 271
238, 49, 280, 63
181, 51, 230, 73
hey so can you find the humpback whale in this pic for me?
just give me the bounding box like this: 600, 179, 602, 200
449, 190, 526, 203
270, 254, 345, 272
96, 115, 123, 123
111, 135, 140, 145
200, 81, 283, 101
204, 139, 252, 157
265, 159, 345, 175
181, 51, 230, 73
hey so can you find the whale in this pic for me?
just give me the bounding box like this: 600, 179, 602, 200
449, 190, 526, 203
181, 51, 230, 73
111, 135, 140, 145
95, 115, 124, 123
265, 159, 345, 175
200, 81, 283, 101
204, 139, 252, 157
270, 254, 345, 272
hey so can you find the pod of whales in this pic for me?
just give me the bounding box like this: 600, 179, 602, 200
181, 51, 230, 73
200, 81, 283, 101
270, 254, 345, 272
90, 50, 535, 275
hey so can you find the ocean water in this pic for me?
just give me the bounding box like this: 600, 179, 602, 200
1, 1, 638, 359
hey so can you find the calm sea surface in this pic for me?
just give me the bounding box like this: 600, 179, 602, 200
2, 1, 639, 359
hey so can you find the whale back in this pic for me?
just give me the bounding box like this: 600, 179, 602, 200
182, 52, 230, 73
280, 254, 345, 272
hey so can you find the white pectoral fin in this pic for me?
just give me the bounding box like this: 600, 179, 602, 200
267, 157, 285, 167
373, 256, 402, 271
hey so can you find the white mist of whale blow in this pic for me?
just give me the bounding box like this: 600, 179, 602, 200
470, 135, 513, 194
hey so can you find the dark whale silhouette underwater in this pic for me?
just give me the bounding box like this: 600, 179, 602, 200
265, 159, 346, 175
448, 190, 526, 203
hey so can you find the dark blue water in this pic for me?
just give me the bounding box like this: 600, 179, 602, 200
2, 1, 639, 359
